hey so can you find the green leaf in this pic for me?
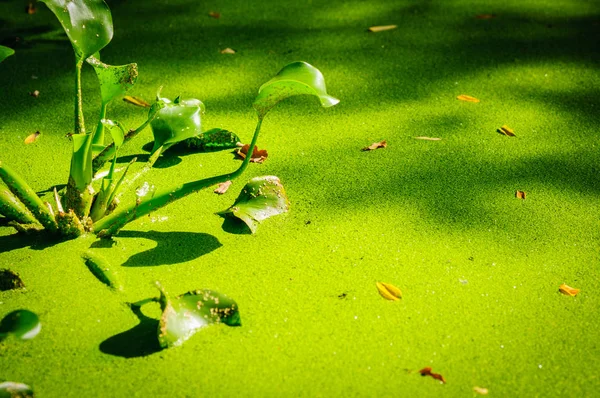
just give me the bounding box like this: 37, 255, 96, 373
0, 310, 41, 341
156, 282, 241, 348
87, 56, 138, 105
177, 128, 241, 151
0, 382, 34, 398
150, 96, 204, 154
253, 61, 339, 118
217, 176, 290, 234
0, 45, 14, 64
82, 251, 123, 291
39, 0, 113, 61
100, 119, 125, 148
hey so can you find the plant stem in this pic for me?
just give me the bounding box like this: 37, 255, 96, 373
74, 59, 85, 135
92, 102, 108, 147
0, 161, 57, 232
0, 187, 39, 225
93, 118, 263, 236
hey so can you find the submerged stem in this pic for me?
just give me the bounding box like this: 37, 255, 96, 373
93, 118, 264, 236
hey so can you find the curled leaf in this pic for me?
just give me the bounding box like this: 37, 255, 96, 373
419, 367, 446, 383
214, 180, 232, 195
217, 176, 290, 234
0, 382, 34, 397
376, 282, 402, 301
236, 144, 268, 163
457, 94, 480, 103
498, 125, 515, 137
362, 140, 387, 151
151, 96, 204, 154
253, 61, 339, 118
368, 25, 397, 32
0, 45, 15, 63
559, 284, 580, 296
123, 95, 150, 108
24, 131, 40, 145
0, 310, 41, 341
156, 282, 241, 348
414, 136, 442, 141
82, 251, 123, 291
515, 190, 526, 200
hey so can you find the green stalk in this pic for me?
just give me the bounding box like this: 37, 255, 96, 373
0, 161, 57, 232
0, 187, 39, 225
74, 59, 85, 135
92, 102, 108, 147
93, 118, 263, 236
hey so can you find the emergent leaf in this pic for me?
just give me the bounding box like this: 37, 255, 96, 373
150, 96, 204, 154
253, 61, 339, 118
0, 45, 14, 63
156, 282, 241, 348
0, 310, 41, 341
217, 176, 290, 234
0, 382, 34, 398
40, 0, 113, 61
87, 56, 138, 105
100, 119, 125, 148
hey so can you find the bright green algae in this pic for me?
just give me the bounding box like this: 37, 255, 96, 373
0, 0, 599, 396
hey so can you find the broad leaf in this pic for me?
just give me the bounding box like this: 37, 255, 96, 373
0, 310, 41, 341
0, 45, 14, 63
40, 0, 113, 60
87, 56, 138, 105
253, 61, 339, 118
156, 282, 241, 348
0, 382, 33, 398
217, 176, 290, 234
150, 96, 204, 154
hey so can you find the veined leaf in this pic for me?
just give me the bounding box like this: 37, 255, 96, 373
156, 282, 241, 348
0, 310, 41, 341
217, 176, 290, 234
39, 0, 113, 61
150, 96, 204, 154
0, 45, 14, 63
87, 56, 138, 105
253, 61, 339, 118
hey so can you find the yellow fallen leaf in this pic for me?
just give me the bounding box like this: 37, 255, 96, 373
376, 282, 402, 301
368, 25, 397, 33
362, 140, 387, 151
516, 190, 526, 199
414, 136, 442, 141
498, 125, 515, 137
220, 48, 236, 54
474, 386, 489, 395
24, 131, 40, 144
457, 94, 480, 103
559, 284, 580, 296
214, 180, 232, 195
123, 96, 150, 108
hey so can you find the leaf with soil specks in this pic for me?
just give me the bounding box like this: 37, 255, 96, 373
414, 136, 441, 141
24, 131, 40, 144
217, 176, 290, 234
156, 281, 241, 348
559, 284, 580, 296
214, 180, 232, 195
123, 95, 150, 108
87, 56, 138, 105
0, 310, 40, 341
236, 144, 268, 163
376, 282, 402, 301
516, 190, 526, 200
178, 128, 240, 151
498, 125, 515, 137
0, 382, 34, 398
362, 140, 387, 151
457, 94, 480, 103
0, 269, 25, 291
368, 25, 397, 32
474, 386, 489, 395
419, 367, 446, 383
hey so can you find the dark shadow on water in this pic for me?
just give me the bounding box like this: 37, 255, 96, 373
99, 304, 162, 358
97, 230, 222, 267
220, 216, 252, 235
0, 229, 65, 254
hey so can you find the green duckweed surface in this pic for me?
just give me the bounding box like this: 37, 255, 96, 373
1, 0, 599, 396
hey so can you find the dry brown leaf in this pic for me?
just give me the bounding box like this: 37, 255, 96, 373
476, 14, 497, 19
24, 131, 40, 144
123, 96, 150, 108
214, 180, 232, 195
26, 2, 36, 14
498, 125, 515, 137
368, 25, 397, 32
29, 90, 40, 98
220, 48, 236, 54
457, 94, 480, 103
473, 387, 489, 395
362, 140, 387, 151
376, 282, 402, 301
516, 190, 526, 200
414, 136, 442, 141
559, 284, 580, 297
208, 11, 221, 19
236, 144, 268, 163
419, 367, 446, 384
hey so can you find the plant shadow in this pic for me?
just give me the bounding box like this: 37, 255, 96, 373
99, 305, 162, 358
0, 227, 65, 253
90, 230, 222, 267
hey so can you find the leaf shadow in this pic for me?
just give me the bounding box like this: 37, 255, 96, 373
90, 230, 222, 267
99, 305, 162, 358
